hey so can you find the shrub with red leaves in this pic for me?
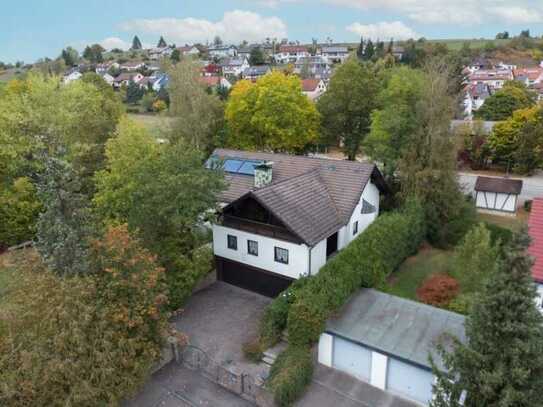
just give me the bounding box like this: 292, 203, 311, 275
416, 273, 459, 307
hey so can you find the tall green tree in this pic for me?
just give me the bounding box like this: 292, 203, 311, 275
82, 44, 105, 63
249, 47, 266, 65
356, 36, 364, 59
362, 39, 375, 61
131, 35, 143, 50
488, 104, 543, 174
476, 81, 536, 121
157, 36, 167, 48
170, 48, 181, 63
60, 46, 79, 66
35, 156, 94, 276
94, 118, 225, 308
125, 80, 144, 104
317, 57, 379, 160
364, 66, 425, 176
431, 230, 543, 407
226, 71, 320, 153
167, 59, 224, 152
398, 60, 470, 246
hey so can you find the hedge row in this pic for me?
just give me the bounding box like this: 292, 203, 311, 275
268, 345, 313, 407
286, 199, 426, 345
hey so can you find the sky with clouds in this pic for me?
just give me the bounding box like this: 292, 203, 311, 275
3, 0, 543, 63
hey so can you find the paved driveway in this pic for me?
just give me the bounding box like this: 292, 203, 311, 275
173, 281, 271, 377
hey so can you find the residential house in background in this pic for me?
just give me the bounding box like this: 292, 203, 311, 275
120, 61, 146, 72
474, 176, 522, 215
202, 63, 221, 77
221, 57, 250, 77
301, 78, 327, 100
528, 197, 543, 312
242, 65, 271, 81
177, 45, 200, 57
391, 46, 405, 61
318, 289, 465, 406
467, 69, 514, 90
98, 72, 115, 86
148, 46, 173, 60
294, 56, 332, 79
63, 68, 82, 84
464, 82, 491, 118
208, 149, 386, 297
198, 76, 232, 90
208, 45, 238, 59
513, 67, 543, 87
113, 72, 144, 88
320, 46, 350, 63
275, 45, 310, 64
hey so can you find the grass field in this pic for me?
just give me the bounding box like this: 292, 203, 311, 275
0, 251, 18, 300
127, 113, 175, 137
383, 246, 453, 301
477, 210, 529, 232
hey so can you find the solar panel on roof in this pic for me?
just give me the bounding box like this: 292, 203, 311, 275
238, 160, 264, 175
223, 159, 244, 173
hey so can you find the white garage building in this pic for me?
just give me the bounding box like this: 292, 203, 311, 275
318, 289, 465, 406
474, 176, 523, 214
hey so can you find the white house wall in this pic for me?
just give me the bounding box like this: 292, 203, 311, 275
536, 283, 543, 312
310, 238, 327, 276
338, 180, 380, 249
212, 224, 309, 280
476, 191, 517, 213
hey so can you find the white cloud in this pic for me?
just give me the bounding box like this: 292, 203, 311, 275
120, 10, 288, 45
346, 21, 420, 40
324, 0, 543, 25
99, 37, 130, 51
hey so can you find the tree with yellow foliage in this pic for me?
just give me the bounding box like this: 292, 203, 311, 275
225, 71, 320, 153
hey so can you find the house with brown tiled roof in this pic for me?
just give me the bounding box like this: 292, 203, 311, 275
301, 78, 327, 100
528, 197, 543, 311
207, 149, 387, 297
275, 45, 310, 64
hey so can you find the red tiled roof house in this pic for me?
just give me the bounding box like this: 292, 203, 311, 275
528, 197, 543, 311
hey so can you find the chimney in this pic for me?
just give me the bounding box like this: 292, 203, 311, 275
254, 162, 273, 188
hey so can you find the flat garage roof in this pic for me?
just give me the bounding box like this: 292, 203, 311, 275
325, 289, 465, 371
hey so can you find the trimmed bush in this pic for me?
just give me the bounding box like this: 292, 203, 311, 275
286, 199, 426, 346
259, 276, 309, 347
416, 273, 460, 306
268, 346, 313, 407
483, 222, 513, 247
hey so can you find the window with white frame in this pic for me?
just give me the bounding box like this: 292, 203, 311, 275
353, 221, 358, 235
274, 247, 289, 264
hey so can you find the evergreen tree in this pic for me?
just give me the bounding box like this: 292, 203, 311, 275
157, 36, 167, 48
375, 40, 385, 59
431, 230, 543, 407
61, 47, 79, 66
362, 39, 375, 60
213, 35, 223, 47
35, 156, 94, 276
125, 80, 144, 104
82, 44, 104, 63
249, 47, 266, 65
356, 36, 365, 59
131, 35, 143, 50
387, 39, 394, 54
171, 48, 181, 63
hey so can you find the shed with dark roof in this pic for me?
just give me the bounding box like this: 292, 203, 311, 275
474, 176, 522, 214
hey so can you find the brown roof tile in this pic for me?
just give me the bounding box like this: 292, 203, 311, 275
213, 149, 384, 245
474, 176, 523, 194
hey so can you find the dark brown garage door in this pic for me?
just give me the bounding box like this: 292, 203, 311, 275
216, 257, 293, 298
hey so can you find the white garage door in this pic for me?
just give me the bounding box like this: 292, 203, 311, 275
332, 337, 372, 381
386, 358, 434, 405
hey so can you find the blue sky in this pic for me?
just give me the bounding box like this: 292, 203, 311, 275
3, 0, 543, 63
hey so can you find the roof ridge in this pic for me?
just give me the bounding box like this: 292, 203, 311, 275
250, 168, 316, 192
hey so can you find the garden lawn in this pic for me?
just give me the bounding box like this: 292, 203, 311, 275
477, 211, 528, 232
382, 246, 454, 301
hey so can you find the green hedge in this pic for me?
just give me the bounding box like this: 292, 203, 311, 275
287, 199, 426, 346
268, 345, 313, 407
